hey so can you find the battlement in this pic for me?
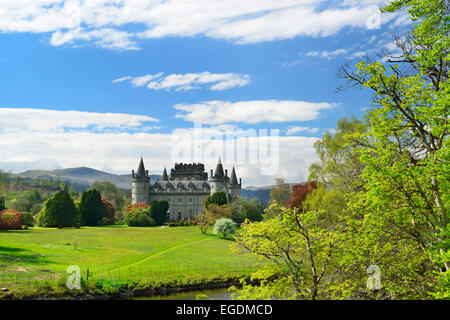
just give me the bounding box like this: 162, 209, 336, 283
170, 162, 208, 181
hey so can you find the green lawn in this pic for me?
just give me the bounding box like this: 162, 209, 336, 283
0, 225, 259, 295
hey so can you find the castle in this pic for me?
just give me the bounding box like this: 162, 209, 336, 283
131, 157, 241, 221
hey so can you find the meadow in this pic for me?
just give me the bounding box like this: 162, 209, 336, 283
0, 225, 260, 298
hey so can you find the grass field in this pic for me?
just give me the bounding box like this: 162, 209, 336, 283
0, 225, 260, 297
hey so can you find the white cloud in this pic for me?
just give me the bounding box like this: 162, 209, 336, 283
0, 107, 319, 186
0, 108, 159, 133
305, 48, 349, 59
114, 72, 251, 91
174, 100, 335, 124
0, 0, 399, 50
286, 126, 319, 135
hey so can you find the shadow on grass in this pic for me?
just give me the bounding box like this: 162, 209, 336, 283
0, 246, 61, 267
0, 246, 27, 253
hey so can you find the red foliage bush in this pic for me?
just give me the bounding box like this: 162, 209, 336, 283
125, 203, 150, 213
102, 198, 115, 224
0, 209, 23, 230
285, 181, 318, 210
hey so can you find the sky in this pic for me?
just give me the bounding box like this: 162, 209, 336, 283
0, 0, 412, 187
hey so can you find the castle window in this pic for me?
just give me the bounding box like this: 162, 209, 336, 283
178, 198, 182, 204
189, 198, 193, 204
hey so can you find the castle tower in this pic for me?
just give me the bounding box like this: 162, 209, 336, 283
228, 166, 241, 204
210, 157, 228, 195
162, 166, 168, 181
131, 157, 150, 204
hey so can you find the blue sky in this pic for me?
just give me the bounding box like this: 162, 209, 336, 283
0, 0, 411, 186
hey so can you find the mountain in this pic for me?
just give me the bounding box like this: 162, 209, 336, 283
15, 167, 161, 189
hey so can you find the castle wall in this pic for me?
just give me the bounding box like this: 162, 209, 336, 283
149, 190, 209, 220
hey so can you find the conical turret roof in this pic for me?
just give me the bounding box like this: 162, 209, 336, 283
230, 166, 238, 185
162, 166, 168, 181
136, 157, 147, 179
214, 157, 225, 178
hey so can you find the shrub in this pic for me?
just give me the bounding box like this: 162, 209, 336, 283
0, 209, 23, 230
213, 218, 236, 237
20, 212, 35, 229
102, 198, 115, 225
79, 189, 104, 226
125, 207, 155, 227
125, 203, 150, 213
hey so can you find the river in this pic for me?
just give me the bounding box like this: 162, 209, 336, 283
134, 287, 233, 300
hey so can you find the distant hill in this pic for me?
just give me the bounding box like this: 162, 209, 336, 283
15, 167, 161, 189
241, 182, 304, 204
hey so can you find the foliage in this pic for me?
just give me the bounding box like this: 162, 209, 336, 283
79, 189, 104, 226
0, 209, 23, 230
197, 199, 233, 234
213, 218, 236, 237
125, 202, 150, 213
232, 202, 337, 300
150, 200, 169, 225
37, 190, 77, 228
0, 196, 5, 211
331, 0, 449, 299
206, 192, 228, 206
90, 181, 126, 215
101, 198, 115, 225
233, 197, 265, 223
20, 212, 35, 229
125, 207, 155, 227
269, 178, 290, 205
285, 182, 318, 210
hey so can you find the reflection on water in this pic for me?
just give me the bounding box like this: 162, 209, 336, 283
135, 287, 233, 300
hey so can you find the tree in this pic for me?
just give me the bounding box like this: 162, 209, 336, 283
0, 196, 5, 211
206, 192, 228, 206
231, 202, 337, 300
20, 212, 35, 229
270, 178, 290, 205
334, 0, 449, 298
90, 181, 126, 213
39, 190, 77, 228
197, 198, 233, 234
79, 189, 104, 226
213, 218, 236, 237
150, 200, 169, 225
234, 197, 264, 223
285, 182, 318, 210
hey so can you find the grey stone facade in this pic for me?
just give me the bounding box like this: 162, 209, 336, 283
131, 158, 241, 221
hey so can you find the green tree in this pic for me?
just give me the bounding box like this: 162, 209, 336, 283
206, 192, 228, 206
235, 197, 264, 223
79, 189, 104, 226
231, 202, 337, 300
0, 196, 5, 211
269, 178, 290, 205
40, 190, 77, 228
150, 200, 169, 225
334, 0, 449, 298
